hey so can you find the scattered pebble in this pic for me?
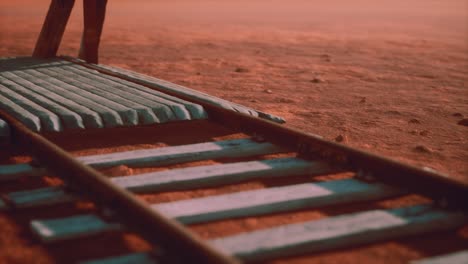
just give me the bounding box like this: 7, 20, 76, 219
234, 67, 249, 73
457, 118, 468, 126
320, 54, 332, 62
310, 77, 324, 83
386, 110, 402, 115
413, 145, 433, 154
422, 166, 438, 173
264, 89, 273, 94
452, 112, 463, 118
408, 118, 421, 124
338, 126, 349, 132
101, 165, 133, 176
278, 98, 295, 103
360, 97, 367, 103
250, 99, 258, 103
419, 130, 429, 136
410, 130, 429, 136
335, 134, 348, 143
245, 218, 258, 228
196, 72, 201, 75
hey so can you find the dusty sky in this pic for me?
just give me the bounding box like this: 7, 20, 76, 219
1, 0, 467, 46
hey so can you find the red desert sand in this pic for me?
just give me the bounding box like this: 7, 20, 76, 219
0, 0, 467, 263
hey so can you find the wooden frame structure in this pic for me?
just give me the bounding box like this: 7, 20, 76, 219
33, 0, 107, 64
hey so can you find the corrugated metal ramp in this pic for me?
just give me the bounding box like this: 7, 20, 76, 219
0, 57, 284, 139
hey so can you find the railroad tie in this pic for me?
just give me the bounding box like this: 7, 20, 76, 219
111, 157, 335, 193
79, 138, 285, 168
79, 252, 158, 264
210, 205, 468, 262
30, 214, 122, 243
0, 163, 46, 182
153, 178, 403, 224
6, 187, 76, 208
0, 138, 286, 179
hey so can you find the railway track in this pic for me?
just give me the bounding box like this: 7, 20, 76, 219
1, 1, 467, 262
0, 59, 467, 263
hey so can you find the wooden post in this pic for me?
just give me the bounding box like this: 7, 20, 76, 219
79, 0, 108, 64
33, 0, 75, 58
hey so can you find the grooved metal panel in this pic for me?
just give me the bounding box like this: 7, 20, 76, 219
0, 57, 208, 131
92, 61, 285, 124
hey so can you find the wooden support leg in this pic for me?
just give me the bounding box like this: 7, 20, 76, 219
33, 0, 75, 58
79, 0, 108, 64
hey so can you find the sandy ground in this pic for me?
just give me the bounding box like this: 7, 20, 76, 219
1, 0, 467, 180
0, 1, 467, 263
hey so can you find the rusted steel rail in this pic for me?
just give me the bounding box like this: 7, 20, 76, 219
65, 56, 468, 211
0, 109, 240, 264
